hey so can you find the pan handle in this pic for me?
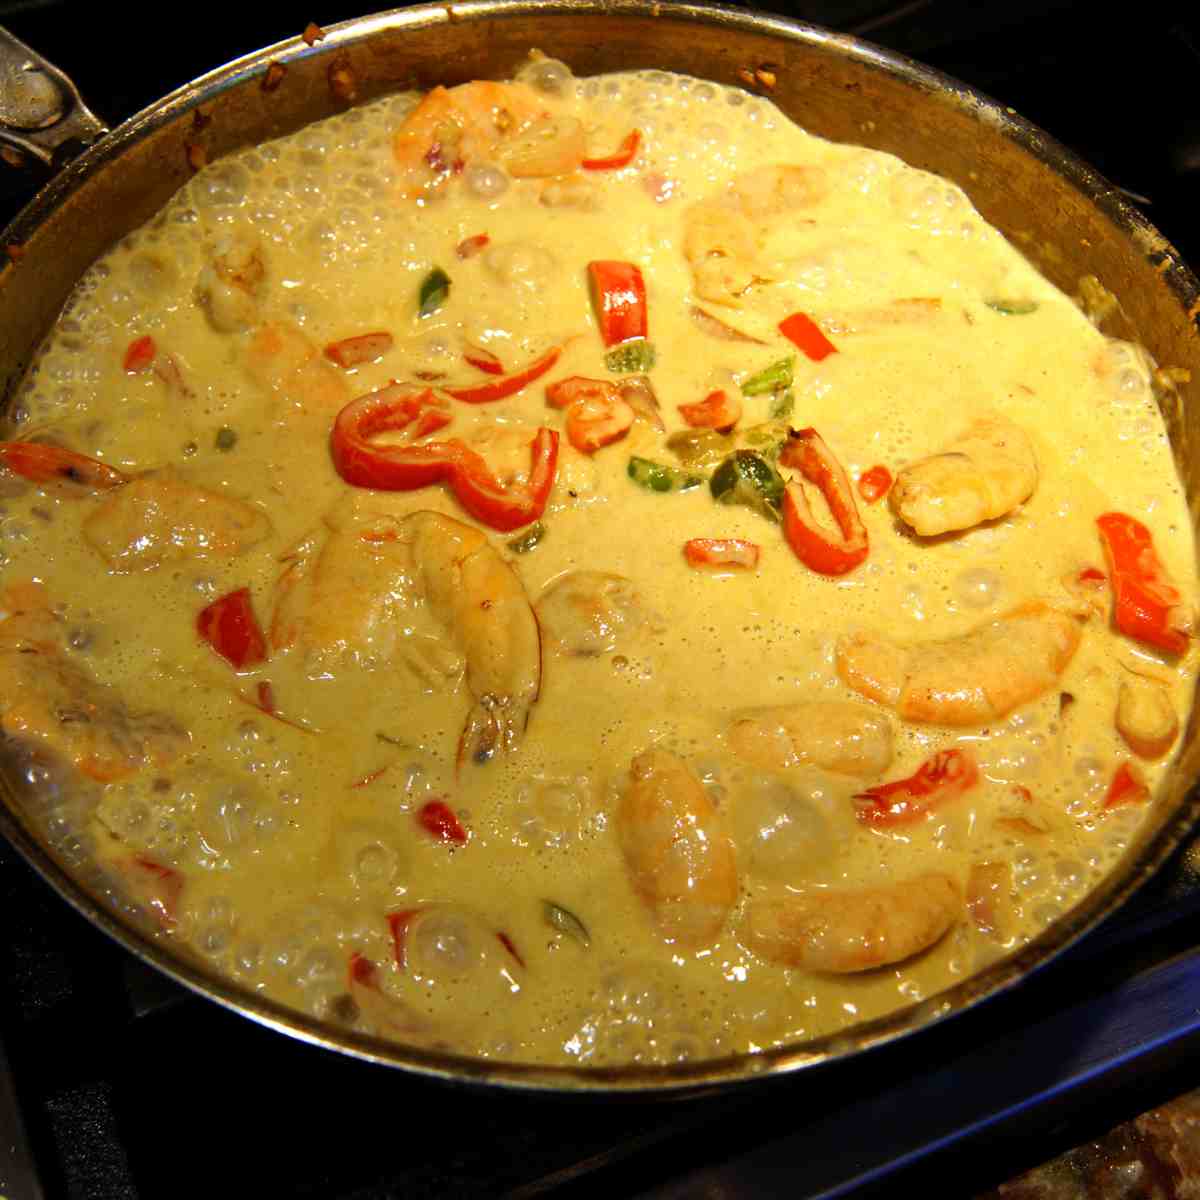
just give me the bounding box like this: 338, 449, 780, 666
0, 26, 107, 169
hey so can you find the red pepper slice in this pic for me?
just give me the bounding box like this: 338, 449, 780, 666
197, 587, 268, 671
463, 344, 505, 376
684, 538, 761, 569
330, 384, 456, 490
417, 799, 467, 844
455, 233, 490, 259
124, 855, 183, 929
1104, 761, 1150, 809
856, 464, 893, 504
450, 429, 559, 531
564, 390, 635, 454
677, 388, 741, 432
778, 311, 837, 362
255, 680, 276, 714
442, 346, 561, 403
388, 909, 423, 969
1096, 512, 1190, 655
853, 749, 979, 826
323, 331, 395, 368
0, 441, 126, 490
587, 261, 648, 347
123, 335, 157, 373
582, 128, 641, 171
779, 428, 869, 576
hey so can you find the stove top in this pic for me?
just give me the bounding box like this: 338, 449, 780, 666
0, 3, 1198, 1198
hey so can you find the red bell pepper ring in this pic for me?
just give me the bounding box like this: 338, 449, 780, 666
330, 384, 456, 490
684, 538, 761, 570
856, 464, 893, 504
587, 261, 648, 347
323, 331, 395, 368
678, 388, 741, 432
853, 748, 979, 826
455, 233, 490, 259
123, 334, 157, 373
779, 428, 869, 576
442, 345, 562, 404
1096, 512, 1190, 655
0, 441, 126, 490
417, 798, 468, 844
1104, 761, 1150, 809
197, 587, 268, 671
778, 311, 837, 362
582, 128, 641, 171
449, 429, 559, 531
463, 344, 505, 376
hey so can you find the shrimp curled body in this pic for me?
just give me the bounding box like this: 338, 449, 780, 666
742, 873, 962, 973
836, 601, 1082, 726
617, 749, 738, 948
889, 417, 1038, 537
727, 701, 894, 778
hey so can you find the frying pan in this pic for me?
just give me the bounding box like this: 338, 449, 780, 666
0, 0, 1197, 1094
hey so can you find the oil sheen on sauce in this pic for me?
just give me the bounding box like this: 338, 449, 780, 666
0, 58, 1195, 1068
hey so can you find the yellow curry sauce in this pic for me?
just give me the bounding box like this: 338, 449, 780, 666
0, 60, 1195, 1066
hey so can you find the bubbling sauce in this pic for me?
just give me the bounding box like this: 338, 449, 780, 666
0, 59, 1195, 1068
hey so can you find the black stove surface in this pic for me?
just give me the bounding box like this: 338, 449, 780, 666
1, 4, 1199, 1198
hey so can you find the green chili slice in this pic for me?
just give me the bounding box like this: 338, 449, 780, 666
985, 299, 1038, 315
605, 339, 656, 374
740, 356, 794, 396
709, 449, 785, 521
628, 456, 704, 493
768, 389, 795, 420
418, 266, 451, 317
543, 900, 590, 947
507, 521, 546, 554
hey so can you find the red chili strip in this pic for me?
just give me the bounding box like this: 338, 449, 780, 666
324, 331, 395, 368
684, 538, 760, 570
778, 311, 837, 361
678, 388, 741, 432
497, 931, 526, 968
1104, 761, 1150, 809
417, 799, 468, 845
197, 588, 268, 671
348, 951, 378, 987
853, 749, 979, 826
856, 464, 893, 504
463, 344, 505, 376
587, 261, 647, 347
1096, 511, 1190, 655
256, 680, 276, 714
123, 335, 157, 373
455, 233, 490, 259
582, 128, 641, 171
0, 442, 126, 490
125, 855, 183, 929
779, 428, 869, 576
442, 346, 561, 403
388, 909, 423, 969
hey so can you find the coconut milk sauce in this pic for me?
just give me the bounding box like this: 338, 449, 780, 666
1, 63, 1194, 1066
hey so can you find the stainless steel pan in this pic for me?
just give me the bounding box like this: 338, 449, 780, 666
0, 0, 1197, 1094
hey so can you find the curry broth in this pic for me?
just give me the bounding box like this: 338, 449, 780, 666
0, 62, 1194, 1066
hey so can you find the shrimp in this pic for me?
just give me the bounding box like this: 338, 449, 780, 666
535, 571, 652, 656
682, 164, 827, 308
272, 504, 540, 763
742, 873, 962, 972
392, 81, 579, 196
836, 600, 1083, 726
242, 320, 351, 414
1115, 672, 1179, 759
616, 749, 739, 948
889, 416, 1038, 537
196, 233, 266, 334
0, 582, 187, 780
83, 474, 272, 571
727, 701, 894, 778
